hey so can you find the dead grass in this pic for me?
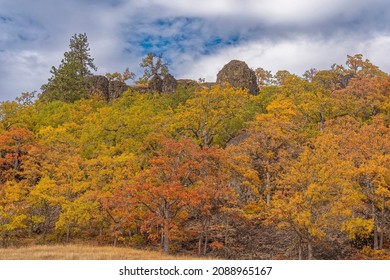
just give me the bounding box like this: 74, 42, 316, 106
0, 244, 208, 260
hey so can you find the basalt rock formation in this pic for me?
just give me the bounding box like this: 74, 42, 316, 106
148, 74, 163, 93
162, 73, 178, 93
85, 75, 109, 100
216, 60, 258, 95
108, 80, 129, 100
85, 75, 128, 101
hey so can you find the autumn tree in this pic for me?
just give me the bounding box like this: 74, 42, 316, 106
0, 128, 46, 244
270, 133, 366, 259
79, 92, 173, 158
105, 68, 135, 83
346, 54, 387, 78
189, 146, 236, 255
276, 73, 342, 132
0, 101, 21, 130
174, 85, 250, 147
273, 70, 292, 85
255, 67, 273, 89
0, 92, 39, 131
0, 128, 39, 183
303, 68, 318, 82
238, 98, 305, 207
345, 116, 390, 250
82, 153, 137, 246
41, 33, 97, 103
36, 119, 85, 241
123, 137, 234, 254
312, 67, 350, 92
127, 138, 203, 253
138, 53, 169, 84
332, 75, 390, 122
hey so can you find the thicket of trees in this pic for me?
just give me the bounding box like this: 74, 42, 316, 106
1, 46, 390, 259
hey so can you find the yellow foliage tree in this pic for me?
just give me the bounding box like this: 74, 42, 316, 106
270, 133, 366, 259
174, 85, 249, 147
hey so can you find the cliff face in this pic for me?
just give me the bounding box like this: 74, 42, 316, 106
216, 60, 258, 95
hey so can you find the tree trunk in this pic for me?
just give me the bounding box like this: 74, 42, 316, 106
43, 203, 50, 240
373, 226, 378, 250
199, 218, 210, 255
319, 111, 325, 132
379, 203, 385, 250
266, 194, 271, 205
66, 223, 70, 243
14, 148, 21, 171
224, 219, 229, 245
298, 237, 302, 260
203, 233, 208, 255
198, 233, 203, 255
160, 227, 164, 248
307, 241, 313, 260
99, 221, 104, 241
163, 218, 169, 254
265, 166, 271, 206
372, 203, 379, 250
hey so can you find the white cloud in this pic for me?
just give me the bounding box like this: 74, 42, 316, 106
142, 0, 383, 25
181, 34, 390, 82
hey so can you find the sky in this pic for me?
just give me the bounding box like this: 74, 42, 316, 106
1, 0, 390, 102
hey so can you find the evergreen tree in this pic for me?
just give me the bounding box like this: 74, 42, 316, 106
41, 33, 97, 103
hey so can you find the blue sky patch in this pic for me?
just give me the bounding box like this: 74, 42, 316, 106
125, 16, 245, 59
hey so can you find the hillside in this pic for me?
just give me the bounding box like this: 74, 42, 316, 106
1, 51, 390, 260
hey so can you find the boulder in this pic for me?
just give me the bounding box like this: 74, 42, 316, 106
216, 60, 258, 95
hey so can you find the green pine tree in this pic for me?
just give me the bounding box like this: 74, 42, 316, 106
41, 33, 97, 103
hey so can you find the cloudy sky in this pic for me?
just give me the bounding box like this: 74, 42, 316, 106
1, 0, 390, 102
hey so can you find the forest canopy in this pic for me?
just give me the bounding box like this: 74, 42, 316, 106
1, 35, 390, 260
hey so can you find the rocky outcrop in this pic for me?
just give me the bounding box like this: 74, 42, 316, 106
176, 79, 199, 89
149, 74, 163, 93
85, 60, 260, 101
108, 80, 128, 100
129, 74, 177, 94
162, 73, 177, 93
85, 75, 128, 101
85, 75, 109, 100
216, 60, 258, 95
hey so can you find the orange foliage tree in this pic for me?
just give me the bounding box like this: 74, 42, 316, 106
121, 137, 234, 253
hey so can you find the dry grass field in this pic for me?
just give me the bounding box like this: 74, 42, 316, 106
0, 245, 207, 260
